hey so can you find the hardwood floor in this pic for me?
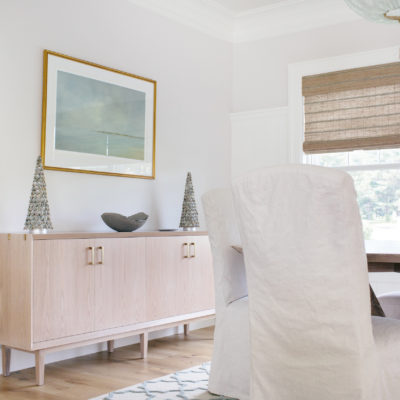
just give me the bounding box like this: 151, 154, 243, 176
0, 327, 214, 400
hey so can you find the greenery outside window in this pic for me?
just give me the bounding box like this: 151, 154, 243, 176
306, 149, 400, 240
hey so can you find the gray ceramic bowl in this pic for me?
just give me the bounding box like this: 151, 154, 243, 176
101, 212, 148, 232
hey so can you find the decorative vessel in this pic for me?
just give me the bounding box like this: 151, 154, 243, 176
101, 212, 148, 232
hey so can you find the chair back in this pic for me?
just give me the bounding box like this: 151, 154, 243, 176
202, 188, 247, 310
232, 165, 379, 400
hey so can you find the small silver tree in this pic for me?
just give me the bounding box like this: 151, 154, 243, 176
179, 172, 199, 231
24, 156, 53, 233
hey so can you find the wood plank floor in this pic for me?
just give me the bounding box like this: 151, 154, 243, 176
0, 327, 214, 400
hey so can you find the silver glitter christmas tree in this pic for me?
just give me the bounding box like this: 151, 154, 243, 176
24, 156, 53, 233
179, 172, 199, 231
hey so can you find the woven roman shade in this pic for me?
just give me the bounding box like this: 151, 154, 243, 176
302, 62, 400, 154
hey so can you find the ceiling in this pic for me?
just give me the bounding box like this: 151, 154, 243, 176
211, 0, 290, 13
128, 0, 361, 42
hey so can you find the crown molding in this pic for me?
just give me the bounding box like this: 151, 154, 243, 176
234, 0, 305, 17
234, 0, 361, 43
128, 0, 361, 43
128, 0, 234, 41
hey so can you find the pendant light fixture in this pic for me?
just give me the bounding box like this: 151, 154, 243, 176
345, 0, 400, 23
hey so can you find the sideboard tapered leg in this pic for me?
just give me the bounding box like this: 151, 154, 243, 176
2, 346, 11, 377
184, 324, 189, 336
35, 350, 45, 386
140, 332, 148, 359
107, 340, 114, 353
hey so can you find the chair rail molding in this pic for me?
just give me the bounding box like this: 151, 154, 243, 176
288, 46, 400, 164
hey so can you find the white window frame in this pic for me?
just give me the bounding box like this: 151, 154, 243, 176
304, 152, 400, 173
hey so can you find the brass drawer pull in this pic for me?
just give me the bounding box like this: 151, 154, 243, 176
189, 242, 196, 258
97, 246, 104, 264
183, 243, 189, 258
88, 246, 95, 265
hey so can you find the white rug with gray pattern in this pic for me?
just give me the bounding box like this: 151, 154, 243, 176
90, 362, 235, 400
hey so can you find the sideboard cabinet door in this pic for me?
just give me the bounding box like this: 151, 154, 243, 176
146, 237, 184, 321
33, 239, 95, 343
145, 236, 215, 321
94, 238, 146, 331
183, 236, 215, 314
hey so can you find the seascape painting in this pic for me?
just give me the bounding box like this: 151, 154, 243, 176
42, 50, 156, 178
55, 71, 146, 160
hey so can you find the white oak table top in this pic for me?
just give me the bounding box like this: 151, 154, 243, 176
365, 240, 400, 263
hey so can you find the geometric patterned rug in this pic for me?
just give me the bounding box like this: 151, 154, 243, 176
89, 362, 235, 400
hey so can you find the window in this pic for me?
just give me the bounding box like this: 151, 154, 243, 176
302, 62, 400, 240
306, 149, 400, 240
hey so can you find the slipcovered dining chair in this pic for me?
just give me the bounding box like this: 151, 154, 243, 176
232, 164, 400, 400
202, 188, 250, 400
378, 292, 400, 319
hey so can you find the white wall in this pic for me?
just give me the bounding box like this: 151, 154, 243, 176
231, 107, 288, 179
231, 20, 400, 179
0, 0, 231, 373
231, 18, 400, 180
233, 19, 400, 112
231, 19, 400, 177
0, 0, 233, 233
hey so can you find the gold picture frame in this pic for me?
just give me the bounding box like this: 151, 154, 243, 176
41, 50, 157, 179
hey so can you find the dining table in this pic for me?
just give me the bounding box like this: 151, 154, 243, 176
366, 240, 400, 272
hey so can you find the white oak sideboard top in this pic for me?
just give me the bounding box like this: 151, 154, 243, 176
3, 231, 208, 240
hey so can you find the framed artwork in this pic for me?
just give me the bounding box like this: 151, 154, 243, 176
41, 50, 157, 179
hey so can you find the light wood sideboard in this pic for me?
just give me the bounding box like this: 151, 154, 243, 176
0, 231, 215, 385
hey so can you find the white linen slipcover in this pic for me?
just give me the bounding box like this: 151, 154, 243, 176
232, 165, 400, 400
202, 189, 250, 400
378, 292, 400, 320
